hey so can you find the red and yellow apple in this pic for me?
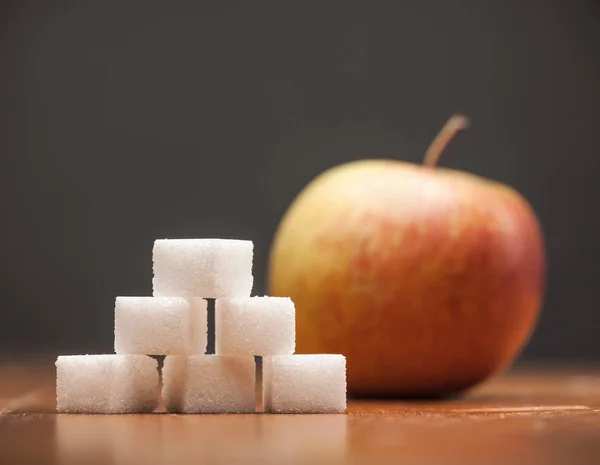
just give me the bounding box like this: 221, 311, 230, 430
268, 116, 545, 397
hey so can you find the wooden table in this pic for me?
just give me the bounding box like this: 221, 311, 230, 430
1, 361, 600, 464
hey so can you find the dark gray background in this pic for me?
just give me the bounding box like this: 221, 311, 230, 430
1, 1, 599, 359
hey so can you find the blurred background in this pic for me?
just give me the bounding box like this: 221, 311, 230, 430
0, 1, 598, 360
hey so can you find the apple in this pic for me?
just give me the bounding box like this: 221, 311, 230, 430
268, 116, 545, 397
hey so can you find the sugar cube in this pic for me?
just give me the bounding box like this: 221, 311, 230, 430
262, 355, 347, 414
216, 297, 295, 356
114, 297, 207, 355
152, 239, 253, 298
56, 355, 159, 413
162, 355, 255, 413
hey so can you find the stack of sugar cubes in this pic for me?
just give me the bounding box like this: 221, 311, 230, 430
56, 239, 346, 414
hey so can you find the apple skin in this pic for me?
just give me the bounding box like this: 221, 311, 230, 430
268, 159, 545, 397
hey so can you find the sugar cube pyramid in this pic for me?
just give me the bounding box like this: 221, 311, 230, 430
56, 238, 346, 414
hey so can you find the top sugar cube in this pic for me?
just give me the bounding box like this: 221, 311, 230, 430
152, 239, 253, 299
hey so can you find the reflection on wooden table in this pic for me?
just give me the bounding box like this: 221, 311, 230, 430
1, 361, 600, 464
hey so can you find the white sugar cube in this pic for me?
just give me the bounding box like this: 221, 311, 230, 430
114, 297, 207, 355
216, 297, 295, 356
56, 355, 159, 414
162, 355, 256, 413
152, 239, 253, 298
263, 355, 346, 414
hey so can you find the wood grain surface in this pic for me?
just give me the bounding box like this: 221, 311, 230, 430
1, 360, 599, 465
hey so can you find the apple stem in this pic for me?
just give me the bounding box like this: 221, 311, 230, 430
423, 114, 470, 168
